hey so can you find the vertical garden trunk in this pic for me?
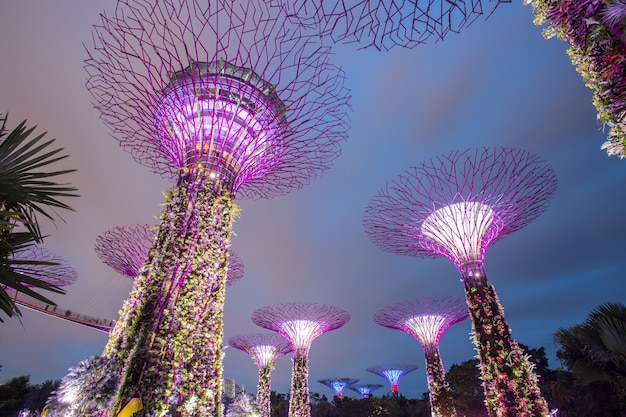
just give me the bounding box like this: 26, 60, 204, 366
257, 365, 272, 417
424, 347, 456, 417
462, 263, 549, 417
102, 172, 237, 416
289, 349, 311, 417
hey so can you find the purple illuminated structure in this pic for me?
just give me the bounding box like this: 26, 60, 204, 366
348, 383, 384, 398
251, 302, 350, 417
95, 224, 245, 286
366, 364, 418, 394
374, 297, 468, 417
228, 333, 292, 417
269, 0, 507, 50
363, 147, 556, 416
7, 246, 77, 289
84, 0, 349, 414
317, 378, 359, 399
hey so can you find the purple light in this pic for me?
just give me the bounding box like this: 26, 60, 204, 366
363, 147, 557, 273
8, 246, 77, 289
251, 302, 350, 352
228, 333, 292, 369
154, 60, 289, 190
95, 223, 245, 286
373, 297, 468, 350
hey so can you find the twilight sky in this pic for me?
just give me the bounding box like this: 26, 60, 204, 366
1, 0, 626, 401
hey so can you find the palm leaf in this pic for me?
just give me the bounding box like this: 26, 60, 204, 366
0, 114, 78, 239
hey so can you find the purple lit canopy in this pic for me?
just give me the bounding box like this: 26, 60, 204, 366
85, 0, 351, 198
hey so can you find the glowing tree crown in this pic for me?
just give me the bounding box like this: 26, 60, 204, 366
366, 364, 418, 393
268, 0, 507, 50
7, 246, 77, 289
95, 223, 245, 285
251, 302, 350, 351
373, 297, 468, 351
228, 333, 292, 368
318, 378, 359, 398
86, 0, 351, 199
349, 383, 384, 398
363, 147, 557, 271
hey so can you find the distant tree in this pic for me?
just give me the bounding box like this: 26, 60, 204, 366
269, 391, 288, 417
0, 113, 77, 321
444, 358, 487, 417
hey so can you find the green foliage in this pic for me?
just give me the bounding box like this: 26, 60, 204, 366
0, 371, 60, 417
0, 113, 78, 321
552, 302, 626, 415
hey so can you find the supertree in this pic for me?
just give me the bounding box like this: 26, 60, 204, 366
84, 0, 350, 414
6, 246, 77, 290
95, 224, 245, 286
251, 302, 350, 417
348, 383, 384, 398
373, 297, 468, 417
227, 333, 293, 417
268, 0, 508, 50
363, 147, 557, 416
366, 363, 418, 394
317, 378, 359, 399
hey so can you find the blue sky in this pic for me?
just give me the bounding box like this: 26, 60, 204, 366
1, 0, 625, 400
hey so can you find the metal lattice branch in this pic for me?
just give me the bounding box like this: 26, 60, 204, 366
373, 297, 468, 350
95, 224, 156, 279
366, 364, 418, 393
228, 333, 292, 368
349, 383, 383, 398
268, 0, 509, 51
251, 302, 350, 350
8, 246, 77, 288
317, 378, 359, 398
363, 147, 557, 270
86, 0, 351, 199
95, 224, 244, 286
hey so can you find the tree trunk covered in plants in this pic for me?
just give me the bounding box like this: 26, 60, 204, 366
102, 172, 238, 417
289, 349, 311, 417
462, 263, 549, 417
257, 364, 272, 417
424, 347, 456, 417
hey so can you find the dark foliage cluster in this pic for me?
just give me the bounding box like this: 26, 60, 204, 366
0, 366, 59, 417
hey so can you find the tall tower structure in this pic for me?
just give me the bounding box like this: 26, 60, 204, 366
348, 383, 384, 398
269, 0, 506, 50
84, 0, 350, 414
363, 147, 557, 416
317, 378, 359, 399
374, 297, 468, 417
366, 363, 418, 395
95, 224, 245, 286
251, 302, 350, 417
228, 333, 292, 417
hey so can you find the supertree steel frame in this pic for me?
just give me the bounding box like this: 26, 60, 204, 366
228, 333, 293, 417
374, 297, 468, 417
95, 224, 245, 286
363, 147, 557, 417
348, 383, 384, 398
251, 302, 350, 417
268, 0, 508, 50
84, 0, 350, 414
7, 246, 77, 290
366, 363, 418, 394
317, 378, 359, 399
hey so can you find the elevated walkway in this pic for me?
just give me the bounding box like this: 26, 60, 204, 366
11, 292, 116, 333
